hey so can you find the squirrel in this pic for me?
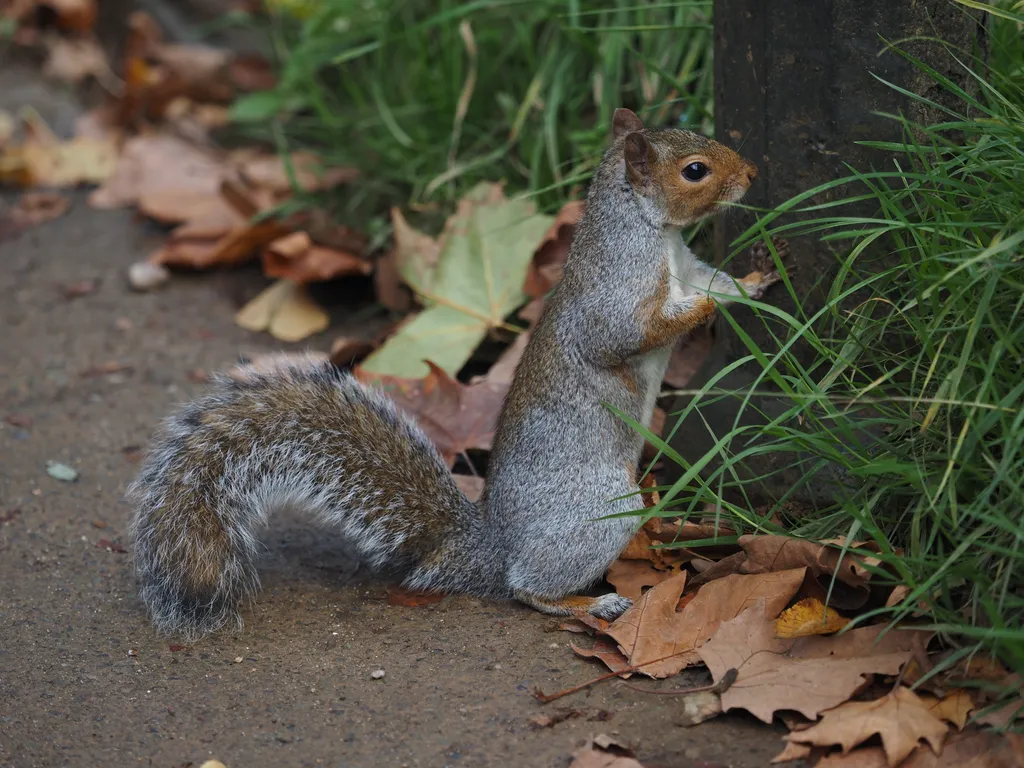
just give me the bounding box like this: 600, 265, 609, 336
128, 108, 786, 640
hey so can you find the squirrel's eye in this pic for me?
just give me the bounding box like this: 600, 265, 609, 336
682, 162, 708, 182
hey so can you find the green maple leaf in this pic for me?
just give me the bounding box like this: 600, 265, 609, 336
360, 182, 553, 378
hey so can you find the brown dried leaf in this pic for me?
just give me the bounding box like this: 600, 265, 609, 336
604, 569, 804, 678
902, 730, 1024, 768
42, 35, 109, 84
568, 735, 644, 768
1, 126, 117, 188
234, 151, 358, 196
356, 361, 508, 463
605, 559, 680, 603
771, 741, 812, 764
156, 219, 290, 270
234, 279, 329, 342
262, 234, 371, 284
733, 535, 881, 610
664, 327, 714, 388
89, 133, 224, 209
699, 601, 927, 723
919, 691, 973, 731
523, 199, 584, 297
570, 638, 632, 676
452, 474, 484, 502
786, 687, 948, 767
10, 191, 69, 227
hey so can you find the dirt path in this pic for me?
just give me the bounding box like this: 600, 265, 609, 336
0, 68, 786, 768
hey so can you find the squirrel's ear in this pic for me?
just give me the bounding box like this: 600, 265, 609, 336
612, 108, 644, 140
623, 132, 653, 187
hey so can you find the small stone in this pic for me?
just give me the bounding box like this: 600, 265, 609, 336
128, 261, 170, 292
370, 669, 385, 680
233, 656, 243, 664
46, 461, 78, 482
127, 649, 137, 657
200, 761, 227, 768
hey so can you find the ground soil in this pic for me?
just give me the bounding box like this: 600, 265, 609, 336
0, 65, 789, 768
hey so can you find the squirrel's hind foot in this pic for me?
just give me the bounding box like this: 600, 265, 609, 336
514, 589, 633, 621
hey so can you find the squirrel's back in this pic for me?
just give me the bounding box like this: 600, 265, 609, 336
129, 356, 495, 639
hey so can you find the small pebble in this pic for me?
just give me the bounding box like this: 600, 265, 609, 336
370, 669, 385, 680
233, 656, 243, 664
46, 461, 78, 482
200, 761, 227, 768
127, 649, 137, 657
128, 261, 171, 292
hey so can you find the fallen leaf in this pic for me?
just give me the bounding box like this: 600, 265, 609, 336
570, 638, 632, 676
605, 559, 680, 603
975, 693, 1024, 729
385, 585, 445, 607
452, 474, 484, 502
168, 643, 191, 652
235, 279, 329, 342
678, 690, 723, 726
46, 461, 78, 481
699, 601, 927, 724
360, 183, 553, 379
568, 735, 644, 768
42, 35, 109, 84
89, 133, 224, 209
664, 326, 714, 388
786, 687, 948, 767
1, 123, 117, 188
154, 218, 291, 270
390, 206, 442, 295
920, 691, 973, 731
523, 199, 584, 297
903, 730, 1024, 768
772, 741, 812, 764
262, 231, 371, 284
775, 598, 850, 638
11, 192, 70, 228
5, 414, 33, 428
604, 569, 805, 678
329, 337, 374, 367
234, 151, 358, 196
357, 361, 508, 463
733, 534, 884, 610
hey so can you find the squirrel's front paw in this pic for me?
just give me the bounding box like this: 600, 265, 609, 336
588, 593, 633, 620
749, 239, 789, 292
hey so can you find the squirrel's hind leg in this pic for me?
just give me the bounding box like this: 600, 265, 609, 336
514, 589, 632, 621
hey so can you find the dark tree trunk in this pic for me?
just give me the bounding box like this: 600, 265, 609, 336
663, 0, 988, 506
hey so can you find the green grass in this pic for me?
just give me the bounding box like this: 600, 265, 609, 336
638, 5, 1024, 686
230, 0, 714, 239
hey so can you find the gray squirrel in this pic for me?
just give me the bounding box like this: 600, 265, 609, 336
128, 108, 786, 639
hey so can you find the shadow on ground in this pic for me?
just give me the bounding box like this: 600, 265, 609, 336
0, 66, 786, 768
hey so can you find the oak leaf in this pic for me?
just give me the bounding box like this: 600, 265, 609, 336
775, 598, 850, 638
699, 601, 929, 723
605, 559, 680, 603
570, 638, 632, 676
814, 731, 1024, 767
786, 687, 948, 766
568, 735, 644, 768
604, 569, 805, 678
919, 691, 973, 731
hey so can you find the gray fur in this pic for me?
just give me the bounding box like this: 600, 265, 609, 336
128, 117, 770, 639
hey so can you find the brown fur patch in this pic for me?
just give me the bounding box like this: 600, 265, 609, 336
637, 262, 717, 353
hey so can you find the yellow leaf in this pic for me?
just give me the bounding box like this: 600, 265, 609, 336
235, 279, 328, 342
775, 598, 850, 638
920, 690, 974, 731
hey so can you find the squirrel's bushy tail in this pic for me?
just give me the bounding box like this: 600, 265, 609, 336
128, 357, 491, 640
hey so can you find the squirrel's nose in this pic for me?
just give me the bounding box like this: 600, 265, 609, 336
744, 162, 758, 184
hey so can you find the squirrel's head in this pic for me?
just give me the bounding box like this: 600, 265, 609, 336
611, 108, 758, 228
